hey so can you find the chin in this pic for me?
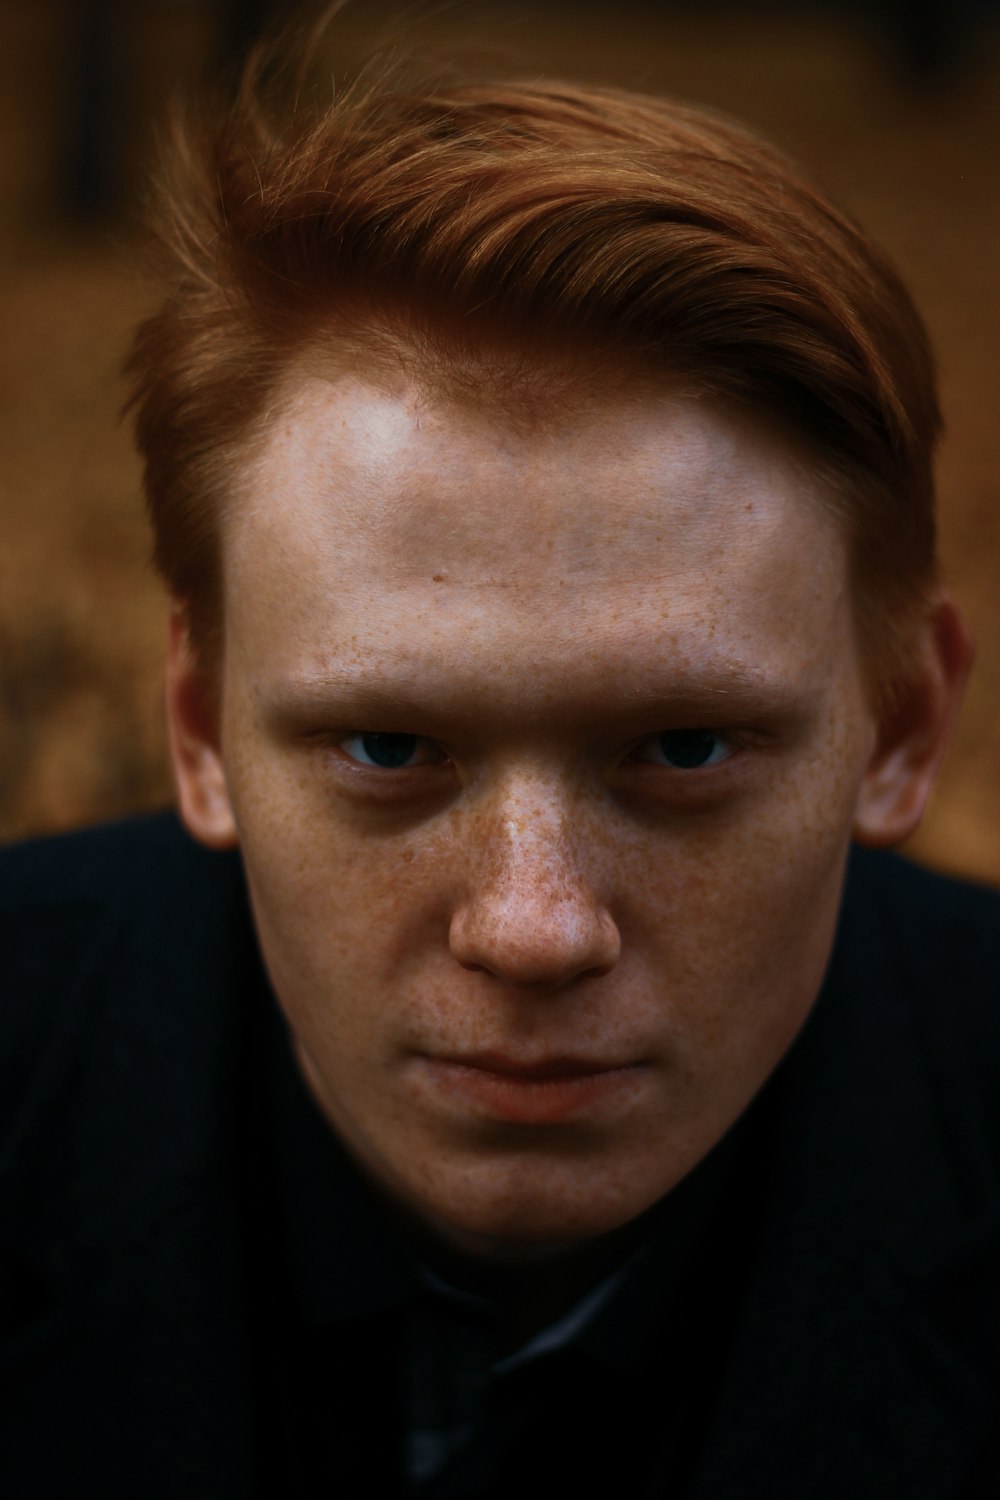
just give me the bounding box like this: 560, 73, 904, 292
399, 1158, 676, 1262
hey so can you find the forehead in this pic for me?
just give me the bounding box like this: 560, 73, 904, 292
223, 365, 854, 704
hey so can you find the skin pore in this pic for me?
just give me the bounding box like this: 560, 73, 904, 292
167, 358, 969, 1307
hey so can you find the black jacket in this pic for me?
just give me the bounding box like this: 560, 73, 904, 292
1, 815, 998, 1497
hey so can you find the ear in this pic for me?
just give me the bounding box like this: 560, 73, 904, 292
164, 606, 238, 849
852, 593, 973, 848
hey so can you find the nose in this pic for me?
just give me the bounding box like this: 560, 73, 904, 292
448, 778, 622, 991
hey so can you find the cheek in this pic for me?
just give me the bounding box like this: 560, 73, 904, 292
229, 757, 457, 1016
244, 831, 445, 981
630, 740, 864, 1049
633, 837, 843, 1028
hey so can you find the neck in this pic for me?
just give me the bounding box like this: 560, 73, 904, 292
395, 1207, 653, 1351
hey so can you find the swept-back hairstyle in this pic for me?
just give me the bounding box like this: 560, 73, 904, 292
125, 23, 941, 688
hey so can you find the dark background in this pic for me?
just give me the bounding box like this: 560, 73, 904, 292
1, 0, 998, 884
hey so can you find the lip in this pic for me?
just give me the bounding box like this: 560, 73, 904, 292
439, 1051, 631, 1080
416, 1052, 644, 1125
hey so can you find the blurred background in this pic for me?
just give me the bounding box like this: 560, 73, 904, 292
0, 0, 998, 883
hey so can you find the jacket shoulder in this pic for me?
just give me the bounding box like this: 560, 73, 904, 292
844, 846, 1000, 1013
0, 814, 246, 1093
834, 847, 1000, 1211
0, 810, 213, 911
0, 816, 256, 1286
0, 819, 263, 1491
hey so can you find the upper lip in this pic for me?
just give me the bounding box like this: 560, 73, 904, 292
431, 1052, 636, 1080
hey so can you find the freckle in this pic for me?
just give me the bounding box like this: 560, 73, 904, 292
432, 573, 445, 582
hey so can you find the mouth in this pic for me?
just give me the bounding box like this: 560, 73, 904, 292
416, 1051, 645, 1126
441, 1051, 631, 1079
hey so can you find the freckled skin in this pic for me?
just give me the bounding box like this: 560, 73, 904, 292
214, 369, 881, 1261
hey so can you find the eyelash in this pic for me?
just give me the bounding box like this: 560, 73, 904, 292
630, 729, 735, 770
334, 729, 739, 774
337, 732, 448, 771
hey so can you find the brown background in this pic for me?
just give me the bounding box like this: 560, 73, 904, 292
1, 1, 998, 884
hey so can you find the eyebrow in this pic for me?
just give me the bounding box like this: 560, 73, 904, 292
262, 663, 813, 733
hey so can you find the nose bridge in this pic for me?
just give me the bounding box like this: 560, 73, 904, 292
449, 766, 621, 988
486, 768, 581, 890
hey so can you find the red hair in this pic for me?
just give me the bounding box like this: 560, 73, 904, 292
126, 42, 940, 687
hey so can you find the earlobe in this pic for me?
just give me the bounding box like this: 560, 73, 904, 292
852, 594, 973, 848
164, 607, 238, 850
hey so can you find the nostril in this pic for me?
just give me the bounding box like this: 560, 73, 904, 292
455, 957, 488, 975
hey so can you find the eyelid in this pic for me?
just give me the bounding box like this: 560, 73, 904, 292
332, 730, 742, 767
630, 730, 737, 769
337, 732, 448, 770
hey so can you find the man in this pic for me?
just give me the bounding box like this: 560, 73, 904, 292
2, 36, 998, 1500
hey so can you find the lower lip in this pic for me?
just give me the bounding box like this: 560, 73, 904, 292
419, 1059, 642, 1125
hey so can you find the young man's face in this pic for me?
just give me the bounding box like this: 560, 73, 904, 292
176, 367, 887, 1258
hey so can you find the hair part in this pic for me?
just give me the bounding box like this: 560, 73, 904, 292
125, 29, 941, 701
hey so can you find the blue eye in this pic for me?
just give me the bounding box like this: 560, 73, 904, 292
636, 730, 731, 769
340, 732, 438, 769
